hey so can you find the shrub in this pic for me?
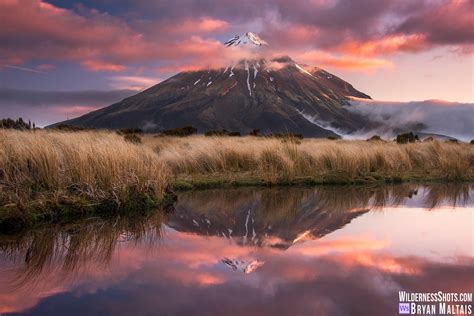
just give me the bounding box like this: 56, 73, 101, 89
123, 134, 142, 144
366, 135, 384, 142
396, 132, 419, 144
267, 133, 304, 140
249, 129, 260, 136
0, 118, 32, 130
205, 129, 241, 137
52, 124, 88, 132
118, 128, 143, 135
161, 126, 197, 137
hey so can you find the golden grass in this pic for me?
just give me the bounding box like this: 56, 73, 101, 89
0, 130, 170, 216
145, 134, 474, 183
0, 130, 473, 227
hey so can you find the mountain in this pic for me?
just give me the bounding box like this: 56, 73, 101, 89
52, 34, 374, 137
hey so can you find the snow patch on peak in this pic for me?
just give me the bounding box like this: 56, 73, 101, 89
224, 31, 268, 47
295, 64, 314, 78
246, 32, 268, 46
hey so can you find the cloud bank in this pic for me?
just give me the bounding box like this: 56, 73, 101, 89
346, 98, 474, 141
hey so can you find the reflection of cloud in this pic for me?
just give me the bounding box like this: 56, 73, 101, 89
0, 185, 472, 314
289, 238, 388, 257
1, 226, 472, 315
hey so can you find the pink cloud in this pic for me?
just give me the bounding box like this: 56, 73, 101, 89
0, 1, 230, 72
297, 50, 393, 72
337, 34, 427, 57
0, 0, 472, 75
52, 105, 101, 116
81, 60, 127, 72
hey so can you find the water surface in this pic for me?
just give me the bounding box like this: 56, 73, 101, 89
0, 184, 473, 315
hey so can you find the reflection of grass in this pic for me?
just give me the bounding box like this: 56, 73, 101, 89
0, 211, 166, 290
1, 130, 473, 229
0, 183, 470, 291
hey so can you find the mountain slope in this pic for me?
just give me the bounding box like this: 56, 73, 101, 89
53, 57, 373, 137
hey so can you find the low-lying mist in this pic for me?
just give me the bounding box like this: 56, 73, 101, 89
345, 98, 474, 141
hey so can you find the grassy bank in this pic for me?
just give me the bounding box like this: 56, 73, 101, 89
145, 134, 474, 187
0, 130, 170, 231
1, 130, 473, 230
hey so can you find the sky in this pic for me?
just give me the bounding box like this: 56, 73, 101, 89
0, 0, 473, 126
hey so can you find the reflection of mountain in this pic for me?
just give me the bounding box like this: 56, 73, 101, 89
0, 184, 470, 287
0, 184, 472, 314
222, 258, 264, 274
168, 188, 370, 249
167, 184, 473, 249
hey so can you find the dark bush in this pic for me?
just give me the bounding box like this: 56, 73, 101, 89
267, 133, 304, 140
0, 118, 32, 130
52, 124, 88, 132
205, 129, 241, 137
123, 134, 142, 144
471, 140, 474, 145
117, 128, 143, 135
327, 136, 338, 140
161, 126, 197, 137
249, 129, 260, 136
366, 135, 384, 142
396, 132, 419, 144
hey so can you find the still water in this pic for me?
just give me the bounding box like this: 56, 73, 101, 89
0, 184, 473, 315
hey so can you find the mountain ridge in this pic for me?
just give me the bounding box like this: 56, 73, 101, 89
51, 56, 374, 137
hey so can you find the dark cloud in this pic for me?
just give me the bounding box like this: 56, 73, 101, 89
396, 1, 474, 46
0, 88, 134, 126
0, 88, 134, 106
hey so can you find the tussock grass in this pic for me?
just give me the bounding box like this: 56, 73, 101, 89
0, 130, 170, 226
145, 135, 474, 184
0, 130, 472, 228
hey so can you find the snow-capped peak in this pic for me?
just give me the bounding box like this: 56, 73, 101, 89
224, 32, 268, 47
